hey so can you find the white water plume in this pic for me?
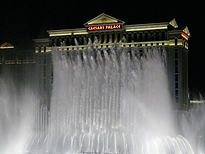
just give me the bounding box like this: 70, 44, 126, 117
0, 78, 35, 154
41, 47, 193, 154
0, 46, 197, 154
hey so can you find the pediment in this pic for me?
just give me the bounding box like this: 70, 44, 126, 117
183, 26, 191, 37
169, 18, 178, 28
84, 13, 125, 26
0, 42, 14, 49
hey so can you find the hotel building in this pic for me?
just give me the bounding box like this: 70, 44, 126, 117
0, 13, 190, 112
33, 13, 190, 110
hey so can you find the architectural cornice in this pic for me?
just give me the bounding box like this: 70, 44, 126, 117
47, 28, 88, 37
33, 38, 49, 43
84, 13, 125, 26
0, 42, 14, 49
124, 22, 169, 31
46, 19, 180, 37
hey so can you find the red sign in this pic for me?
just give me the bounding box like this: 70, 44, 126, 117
181, 33, 189, 41
87, 24, 122, 31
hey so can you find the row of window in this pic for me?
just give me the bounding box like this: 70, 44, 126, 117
38, 46, 47, 53
126, 31, 166, 42
51, 33, 119, 46
50, 31, 167, 46
38, 55, 47, 64
175, 48, 179, 103
0, 54, 35, 61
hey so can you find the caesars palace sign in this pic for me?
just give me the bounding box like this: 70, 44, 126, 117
87, 24, 122, 31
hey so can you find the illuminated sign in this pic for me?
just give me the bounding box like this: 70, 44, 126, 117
87, 24, 122, 31
181, 32, 189, 41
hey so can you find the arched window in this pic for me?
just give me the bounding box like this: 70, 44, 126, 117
76, 37, 80, 45
134, 33, 137, 42
71, 37, 75, 45
61, 37, 64, 43
139, 33, 143, 42
156, 31, 159, 41
145, 32, 148, 41
161, 31, 166, 40
56, 38, 60, 46
66, 37, 70, 46
128, 33, 132, 42
150, 32, 154, 41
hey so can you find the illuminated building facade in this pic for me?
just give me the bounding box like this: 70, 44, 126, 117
0, 42, 36, 88
33, 13, 190, 110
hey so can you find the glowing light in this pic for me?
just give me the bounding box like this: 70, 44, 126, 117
181, 33, 189, 41
87, 24, 121, 31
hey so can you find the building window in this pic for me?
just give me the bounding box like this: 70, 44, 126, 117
44, 65, 46, 72
150, 32, 154, 41
139, 33, 143, 42
86, 36, 89, 44
175, 82, 178, 88
56, 38, 60, 46
117, 33, 121, 42
44, 46, 46, 52
175, 49, 178, 58
175, 60, 178, 66
66, 37, 69, 46
75, 37, 79, 45
112, 33, 115, 43
39, 46, 41, 53
145, 32, 148, 41
101, 34, 105, 43
134, 33, 137, 42
175, 90, 178, 97
39, 57, 41, 64
61, 38, 64, 44
43, 57, 46, 64
175, 74, 178, 81
156, 32, 159, 41
161, 31, 165, 40
175, 38, 178, 45
175, 67, 178, 73
51, 38, 55, 46
81, 36, 84, 45
73, 37, 76, 45
128, 33, 132, 42
106, 33, 110, 43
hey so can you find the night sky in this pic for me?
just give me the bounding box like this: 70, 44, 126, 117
0, 1, 204, 98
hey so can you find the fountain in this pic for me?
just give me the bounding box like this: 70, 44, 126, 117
0, 78, 36, 154
0, 46, 202, 153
